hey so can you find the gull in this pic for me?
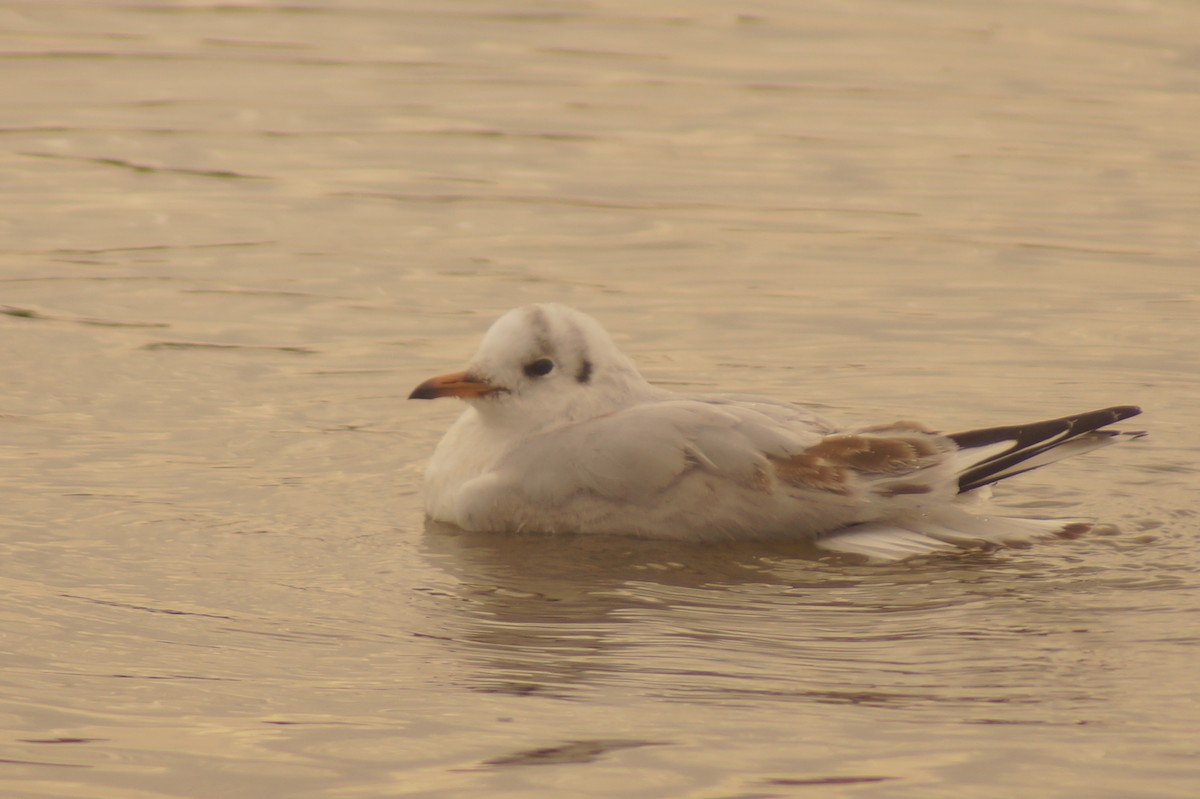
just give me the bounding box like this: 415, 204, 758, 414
409, 304, 1143, 560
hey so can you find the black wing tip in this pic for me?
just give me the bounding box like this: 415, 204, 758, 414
1101, 404, 1142, 422
1054, 404, 1143, 429
948, 404, 1144, 449
1074, 405, 1144, 436
951, 404, 1145, 494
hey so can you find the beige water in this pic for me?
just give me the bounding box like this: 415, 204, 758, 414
3, 2, 1199, 797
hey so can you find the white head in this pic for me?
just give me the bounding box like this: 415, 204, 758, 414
410, 304, 652, 429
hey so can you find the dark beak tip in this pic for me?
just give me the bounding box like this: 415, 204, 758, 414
408, 382, 438, 400
408, 371, 492, 401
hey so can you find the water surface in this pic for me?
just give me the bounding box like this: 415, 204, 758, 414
2, 2, 1198, 797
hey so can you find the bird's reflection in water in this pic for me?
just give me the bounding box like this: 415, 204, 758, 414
417, 520, 999, 701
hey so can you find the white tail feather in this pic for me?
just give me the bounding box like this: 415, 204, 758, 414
818, 508, 1088, 562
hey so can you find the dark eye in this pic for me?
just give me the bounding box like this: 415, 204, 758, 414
523, 358, 555, 378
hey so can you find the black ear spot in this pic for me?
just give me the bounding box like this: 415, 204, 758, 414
576, 359, 593, 384
523, 358, 555, 378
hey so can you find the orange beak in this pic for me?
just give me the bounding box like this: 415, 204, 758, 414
408, 369, 499, 400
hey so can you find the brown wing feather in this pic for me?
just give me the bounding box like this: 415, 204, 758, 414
770, 431, 948, 495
